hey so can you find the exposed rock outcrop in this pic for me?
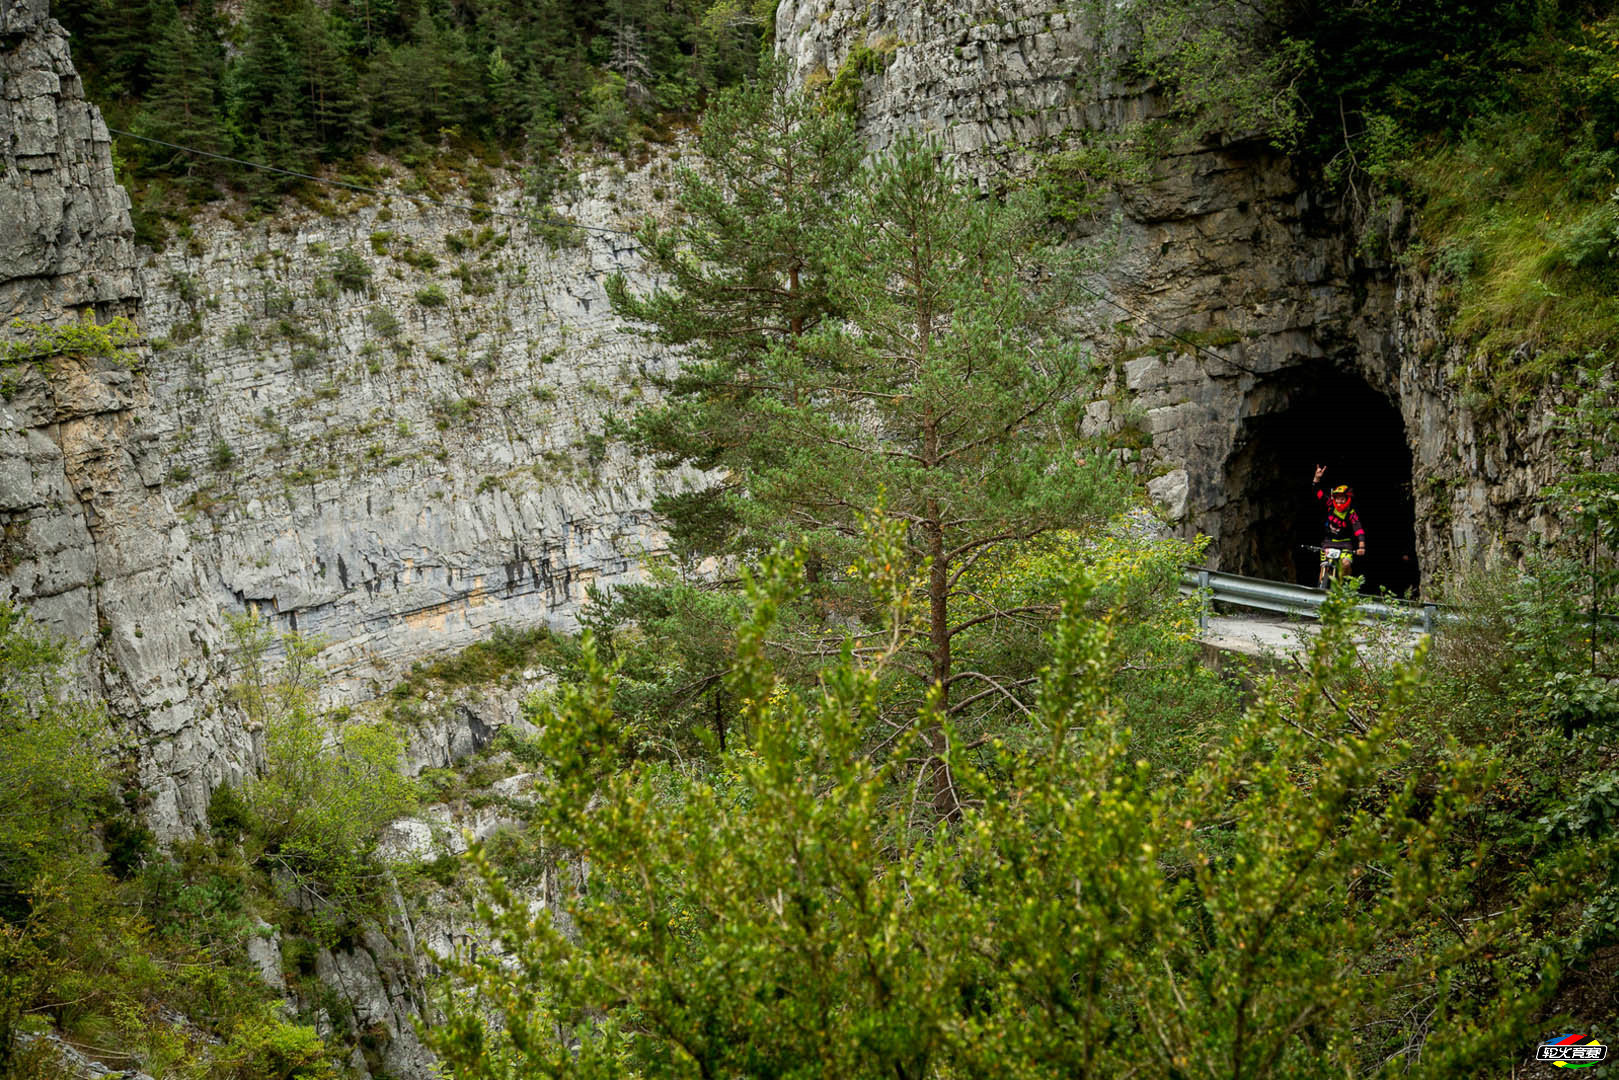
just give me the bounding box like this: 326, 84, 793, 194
2, 2, 685, 836
1390, 264, 1565, 563
135, 164, 684, 708
0, 0, 134, 319
1, 0, 245, 836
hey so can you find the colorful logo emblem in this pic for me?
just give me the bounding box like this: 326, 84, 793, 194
1537, 1035, 1608, 1068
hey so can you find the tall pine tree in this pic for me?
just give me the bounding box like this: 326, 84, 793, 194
607, 58, 863, 557
138, 4, 226, 191
609, 75, 1129, 813
738, 135, 1129, 814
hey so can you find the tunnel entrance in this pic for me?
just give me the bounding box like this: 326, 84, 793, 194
1220, 368, 1420, 596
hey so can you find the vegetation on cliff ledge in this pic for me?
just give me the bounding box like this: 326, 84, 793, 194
56, 0, 774, 236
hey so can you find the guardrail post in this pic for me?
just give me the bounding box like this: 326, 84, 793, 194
1422, 603, 1435, 634
1197, 570, 1210, 630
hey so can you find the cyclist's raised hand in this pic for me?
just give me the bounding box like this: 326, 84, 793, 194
1313, 464, 1327, 483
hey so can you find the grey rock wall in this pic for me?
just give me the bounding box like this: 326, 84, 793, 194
0, 0, 134, 320
1, 3, 686, 839
1, 5, 245, 836
136, 159, 687, 708
1390, 265, 1565, 561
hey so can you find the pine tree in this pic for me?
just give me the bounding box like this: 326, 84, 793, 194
411, 9, 482, 136
610, 75, 1129, 814
293, 2, 361, 157
90, 0, 174, 104
138, 6, 226, 187
606, 58, 863, 556
227, 0, 318, 200
486, 46, 520, 138
734, 134, 1129, 814
358, 41, 426, 148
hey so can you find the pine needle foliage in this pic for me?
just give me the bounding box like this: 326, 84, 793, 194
613, 110, 1131, 810
429, 551, 1552, 1080
607, 58, 864, 557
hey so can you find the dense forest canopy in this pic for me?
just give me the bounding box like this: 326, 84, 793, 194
54, 0, 769, 229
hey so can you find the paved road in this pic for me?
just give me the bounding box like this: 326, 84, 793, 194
1200, 612, 1427, 662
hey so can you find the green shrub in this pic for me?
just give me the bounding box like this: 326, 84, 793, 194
328, 248, 372, 293
0, 605, 332, 1074
2, 317, 141, 369
366, 307, 402, 340
206, 783, 255, 840
414, 283, 449, 308
224, 1012, 336, 1079
432, 556, 1549, 1079
226, 614, 417, 933
396, 247, 440, 271
168, 270, 201, 307
263, 288, 296, 317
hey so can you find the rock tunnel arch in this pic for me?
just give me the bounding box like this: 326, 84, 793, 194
1219, 367, 1420, 595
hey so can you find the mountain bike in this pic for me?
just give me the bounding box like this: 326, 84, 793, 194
1301, 544, 1356, 588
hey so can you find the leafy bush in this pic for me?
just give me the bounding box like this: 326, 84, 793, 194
2, 316, 141, 368
207, 782, 256, 840
328, 248, 373, 294
433, 555, 1549, 1078
366, 307, 402, 340
226, 615, 416, 936
0, 608, 111, 1049
223, 1011, 336, 1079
0, 605, 342, 1075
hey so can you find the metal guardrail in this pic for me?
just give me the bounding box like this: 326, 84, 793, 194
1179, 567, 1445, 633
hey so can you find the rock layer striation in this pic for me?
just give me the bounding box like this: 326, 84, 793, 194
1, 0, 244, 834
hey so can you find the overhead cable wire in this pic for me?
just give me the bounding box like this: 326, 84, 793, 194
108, 128, 1265, 377
106, 128, 642, 239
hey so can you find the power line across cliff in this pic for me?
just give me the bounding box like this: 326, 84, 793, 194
106, 127, 1261, 378
107, 128, 642, 240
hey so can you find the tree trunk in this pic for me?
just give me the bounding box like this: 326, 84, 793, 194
926, 505, 956, 820
924, 385, 955, 820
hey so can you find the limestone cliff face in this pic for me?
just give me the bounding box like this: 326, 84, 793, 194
1, 0, 682, 838
776, 0, 1556, 576
135, 164, 683, 706
0, 0, 134, 318
1388, 263, 1567, 563
1, 0, 245, 835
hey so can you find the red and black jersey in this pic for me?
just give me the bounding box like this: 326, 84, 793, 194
1314, 486, 1366, 546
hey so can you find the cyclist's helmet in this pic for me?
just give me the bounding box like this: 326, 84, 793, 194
1330, 484, 1353, 511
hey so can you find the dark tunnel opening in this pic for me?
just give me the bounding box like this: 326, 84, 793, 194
1220, 369, 1421, 596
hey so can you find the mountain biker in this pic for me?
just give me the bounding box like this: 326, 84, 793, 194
1312, 465, 1365, 588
